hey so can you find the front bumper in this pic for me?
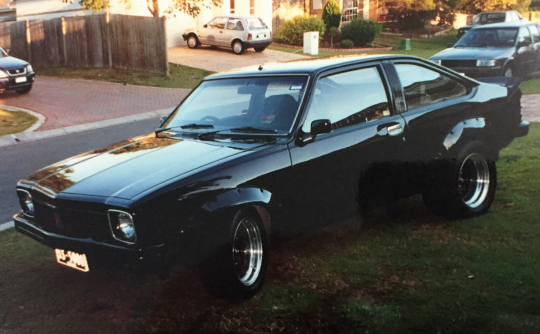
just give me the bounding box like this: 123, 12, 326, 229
13, 212, 166, 268
0, 73, 35, 91
182, 33, 189, 41
449, 66, 503, 78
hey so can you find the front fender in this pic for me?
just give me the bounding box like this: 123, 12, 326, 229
201, 187, 272, 212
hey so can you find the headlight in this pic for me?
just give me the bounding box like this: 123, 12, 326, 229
26, 64, 33, 73
18, 190, 35, 217
108, 210, 137, 243
0, 70, 8, 79
429, 59, 441, 65
476, 59, 497, 67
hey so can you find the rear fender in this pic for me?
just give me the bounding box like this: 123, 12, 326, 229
443, 118, 486, 151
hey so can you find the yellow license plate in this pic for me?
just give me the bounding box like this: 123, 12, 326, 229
55, 249, 89, 272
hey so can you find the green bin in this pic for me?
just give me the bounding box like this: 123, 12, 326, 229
398, 39, 411, 51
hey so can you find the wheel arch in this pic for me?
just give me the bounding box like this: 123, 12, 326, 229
442, 117, 498, 160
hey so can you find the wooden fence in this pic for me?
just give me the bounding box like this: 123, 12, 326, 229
0, 14, 168, 75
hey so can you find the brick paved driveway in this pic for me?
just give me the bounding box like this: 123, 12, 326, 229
0, 77, 190, 131
168, 46, 308, 72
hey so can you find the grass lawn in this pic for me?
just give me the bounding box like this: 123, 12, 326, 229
520, 78, 540, 95
1, 124, 539, 333
37, 63, 214, 90
0, 109, 37, 136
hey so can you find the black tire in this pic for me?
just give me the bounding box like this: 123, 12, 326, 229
198, 208, 269, 299
187, 34, 199, 49
423, 141, 497, 218
15, 84, 32, 94
232, 40, 244, 55
254, 47, 266, 52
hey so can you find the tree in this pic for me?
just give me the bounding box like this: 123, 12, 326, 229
322, 0, 341, 31
457, 0, 531, 13
75, 0, 222, 18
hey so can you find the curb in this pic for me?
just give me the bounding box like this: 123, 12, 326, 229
0, 107, 173, 148
271, 42, 393, 52
1, 105, 47, 132
0, 221, 14, 232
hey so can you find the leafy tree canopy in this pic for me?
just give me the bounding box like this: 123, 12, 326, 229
75, 0, 222, 18
457, 0, 531, 13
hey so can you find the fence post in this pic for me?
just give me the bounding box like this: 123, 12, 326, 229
25, 19, 31, 63
106, 11, 112, 68
61, 17, 67, 66
161, 15, 169, 76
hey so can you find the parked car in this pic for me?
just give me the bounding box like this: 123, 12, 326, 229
0, 47, 34, 94
430, 22, 540, 78
14, 55, 528, 299
182, 14, 272, 55
457, 10, 525, 39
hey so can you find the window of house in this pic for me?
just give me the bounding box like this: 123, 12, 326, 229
230, 0, 235, 14
302, 66, 391, 133
342, 8, 358, 22
250, 0, 255, 15
394, 64, 468, 111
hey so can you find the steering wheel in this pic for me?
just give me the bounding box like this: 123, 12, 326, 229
200, 116, 220, 123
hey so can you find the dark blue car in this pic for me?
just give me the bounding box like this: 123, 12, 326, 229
0, 47, 35, 94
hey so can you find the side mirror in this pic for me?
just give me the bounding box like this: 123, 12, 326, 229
311, 119, 332, 137
203, 24, 208, 28
160, 115, 168, 124
446, 43, 454, 48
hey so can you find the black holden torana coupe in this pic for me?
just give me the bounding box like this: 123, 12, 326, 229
14, 55, 529, 299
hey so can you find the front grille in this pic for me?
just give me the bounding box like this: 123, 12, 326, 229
7, 67, 26, 76
441, 60, 476, 68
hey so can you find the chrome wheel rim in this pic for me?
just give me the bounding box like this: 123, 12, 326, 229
232, 217, 263, 286
233, 42, 242, 54
188, 37, 197, 48
458, 153, 490, 208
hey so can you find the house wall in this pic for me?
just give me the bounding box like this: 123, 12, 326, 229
272, 0, 305, 33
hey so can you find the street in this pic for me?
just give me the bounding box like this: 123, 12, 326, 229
0, 118, 159, 225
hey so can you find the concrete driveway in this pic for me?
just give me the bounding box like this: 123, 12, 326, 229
168, 45, 309, 72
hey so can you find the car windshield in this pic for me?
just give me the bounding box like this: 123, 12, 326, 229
246, 18, 267, 30
473, 13, 506, 24
162, 76, 308, 135
454, 28, 518, 47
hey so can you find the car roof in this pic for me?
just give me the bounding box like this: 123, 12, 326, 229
206, 54, 421, 79
214, 14, 264, 19
471, 21, 537, 29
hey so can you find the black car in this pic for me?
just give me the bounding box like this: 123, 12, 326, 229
430, 22, 540, 78
457, 11, 525, 39
13, 55, 528, 299
0, 47, 35, 94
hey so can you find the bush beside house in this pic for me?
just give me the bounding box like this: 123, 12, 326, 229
274, 15, 325, 46
341, 18, 382, 47
322, 0, 341, 31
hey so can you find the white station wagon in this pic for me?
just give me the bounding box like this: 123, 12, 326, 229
182, 15, 272, 55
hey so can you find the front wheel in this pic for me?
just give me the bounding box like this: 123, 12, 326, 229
232, 40, 244, 55
187, 35, 199, 49
423, 142, 497, 218
199, 209, 269, 299
254, 47, 266, 52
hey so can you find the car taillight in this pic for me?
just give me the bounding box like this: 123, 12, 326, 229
248, 33, 252, 40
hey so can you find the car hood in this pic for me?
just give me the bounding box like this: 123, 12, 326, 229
25, 133, 265, 200
430, 47, 514, 60
0, 56, 28, 70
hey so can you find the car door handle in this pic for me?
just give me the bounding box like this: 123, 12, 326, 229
377, 123, 403, 136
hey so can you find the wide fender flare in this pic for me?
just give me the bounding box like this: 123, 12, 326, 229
201, 187, 272, 235
443, 118, 486, 151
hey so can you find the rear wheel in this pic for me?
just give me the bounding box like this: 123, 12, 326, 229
15, 84, 32, 94
232, 40, 244, 55
423, 142, 497, 218
254, 47, 266, 52
199, 208, 269, 299
187, 35, 199, 49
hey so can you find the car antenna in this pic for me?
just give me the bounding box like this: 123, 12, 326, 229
258, 64, 263, 71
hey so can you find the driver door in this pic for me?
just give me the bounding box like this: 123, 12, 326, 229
199, 17, 227, 46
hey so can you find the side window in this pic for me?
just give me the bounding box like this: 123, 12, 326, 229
208, 17, 227, 29
227, 18, 244, 30
394, 64, 467, 111
518, 27, 532, 45
302, 66, 390, 133
528, 26, 540, 43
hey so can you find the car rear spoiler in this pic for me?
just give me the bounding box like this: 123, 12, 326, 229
475, 77, 523, 97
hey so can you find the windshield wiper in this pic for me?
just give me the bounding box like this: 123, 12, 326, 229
229, 126, 278, 134
155, 123, 214, 134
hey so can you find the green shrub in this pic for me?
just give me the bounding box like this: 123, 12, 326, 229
340, 39, 354, 48
341, 18, 382, 47
274, 15, 325, 46
390, 9, 438, 30
322, 0, 341, 31
327, 26, 341, 46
